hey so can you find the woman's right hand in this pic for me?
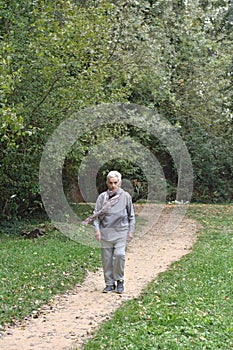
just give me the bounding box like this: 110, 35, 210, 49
95, 230, 101, 241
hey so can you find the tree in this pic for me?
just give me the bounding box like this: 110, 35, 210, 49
0, 0, 134, 218
1, 0, 232, 219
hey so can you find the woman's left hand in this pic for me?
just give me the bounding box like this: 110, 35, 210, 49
127, 232, 133, 242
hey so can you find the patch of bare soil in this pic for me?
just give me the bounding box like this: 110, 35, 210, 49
0, 206, 199, 350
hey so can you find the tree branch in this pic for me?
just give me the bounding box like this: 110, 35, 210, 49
29, 75, 62, 118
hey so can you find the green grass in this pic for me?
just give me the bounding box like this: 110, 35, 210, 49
0, 203, 142, 328
1, 205, 232, 349
0, 217, 101, 327
83, 204, 233, 350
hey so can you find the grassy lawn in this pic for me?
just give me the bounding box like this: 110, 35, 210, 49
83, 204, 233, 350
0, 205, 232, 349
0, 203, 143, 329
0, 216, 101, 327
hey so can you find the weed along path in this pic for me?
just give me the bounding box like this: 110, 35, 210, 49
0, 206, 198, 350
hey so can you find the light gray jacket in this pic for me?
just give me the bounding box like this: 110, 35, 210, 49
93, 188, 135, 240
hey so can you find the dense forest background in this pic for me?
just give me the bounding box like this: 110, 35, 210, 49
0, 0, 232, 220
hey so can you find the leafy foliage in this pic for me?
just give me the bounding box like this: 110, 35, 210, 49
0, 0, 232, 219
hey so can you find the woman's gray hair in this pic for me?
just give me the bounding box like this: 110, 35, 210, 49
106, 170, 122, 184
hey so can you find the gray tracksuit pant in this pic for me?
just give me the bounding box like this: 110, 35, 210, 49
101, 238, 126, 285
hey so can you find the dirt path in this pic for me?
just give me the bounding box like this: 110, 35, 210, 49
0, 207, 199, 350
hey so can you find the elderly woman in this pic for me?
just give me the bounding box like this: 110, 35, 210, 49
92, 170, 135, 293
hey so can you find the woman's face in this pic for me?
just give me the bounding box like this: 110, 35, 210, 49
106, 176, 120, 192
